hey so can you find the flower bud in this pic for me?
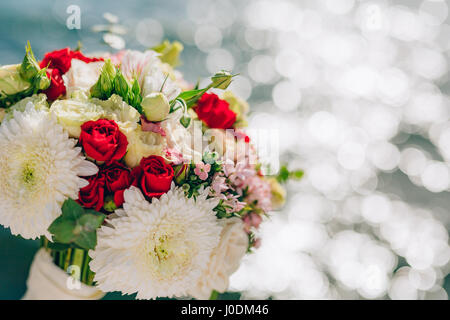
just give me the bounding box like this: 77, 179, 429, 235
35, 69, 50, 90
93, 59, 116, 97
114, 72, 129, 98
103, 195, 117, 213
141, 92, 170, 122
173, 163, 190, 184
19, 42, 40, 81
211, 70, 233, 90
101, 72, 113, 94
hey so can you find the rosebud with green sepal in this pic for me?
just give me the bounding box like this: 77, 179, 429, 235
211, 70, 233, 90
173, 163, 190, 185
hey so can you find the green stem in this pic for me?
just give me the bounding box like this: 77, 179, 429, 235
209, 290, 219, 300
39, 241, 96, 286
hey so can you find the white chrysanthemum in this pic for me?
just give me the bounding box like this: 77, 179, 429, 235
89, 185, 222, 299
0, 105, 98, 239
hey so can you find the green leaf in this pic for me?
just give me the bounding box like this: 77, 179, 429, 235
61, 198, 84, 220
79, 211, 105, 231
276, 166, 304, 183
177, 89, 204, 101
74, 230, 97, 250
47, 199, 106, 250
48, 218, 77, 243
276, 165, 290, 183
180, 115, 191, 128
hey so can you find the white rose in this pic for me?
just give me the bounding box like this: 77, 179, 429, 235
189, 218, 249, 299
50, 99, 104, 138
63, 59, 104, 96
124, 125, 167, 168
0, 64, 31, 95
91, 94, 140, 135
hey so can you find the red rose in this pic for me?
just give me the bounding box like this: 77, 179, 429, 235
194, 93, 237, 129
43, 68, 65, 100
78, 173, 106, 211
79, 119, 128, 165
40, 48, 103, 74
131, 155, 174, 198
39, 48, 103, 100
103, 161, 131, 207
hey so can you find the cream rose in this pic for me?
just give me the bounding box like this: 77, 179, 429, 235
0, 64, 31, 95
124, 125, 167, 168
63, 59, 104, 97
189, 218, 249, 299
50, 99, 104, 138
91, 94, 140, 135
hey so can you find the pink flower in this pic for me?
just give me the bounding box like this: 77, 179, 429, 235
253, 238, 262, 249
211, 174, 228, 195
245, 176, 272, 212
194, 162, 211, 181
224, 194, 246, 213
243, 213, 263, 233
165, 148, 185, 165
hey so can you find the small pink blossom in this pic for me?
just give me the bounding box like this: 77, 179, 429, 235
224, 194, 246, 213
243, 213, 263, 233
245, 176, 272, 212
211, 174, 228, 195
194, 162, 211, 181
165, 148, 184, 165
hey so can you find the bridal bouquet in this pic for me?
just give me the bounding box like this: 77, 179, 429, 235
0, 42, 299, 299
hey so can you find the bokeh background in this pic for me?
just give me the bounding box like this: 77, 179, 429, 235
0, 0, 449, 300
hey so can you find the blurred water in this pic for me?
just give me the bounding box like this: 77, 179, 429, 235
0, 0, 449, 300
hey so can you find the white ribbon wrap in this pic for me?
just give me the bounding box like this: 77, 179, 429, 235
22, 249, 105, 300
